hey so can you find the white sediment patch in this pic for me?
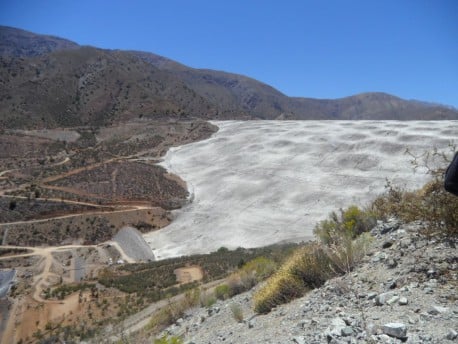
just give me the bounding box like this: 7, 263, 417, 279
144, 120, 458, 259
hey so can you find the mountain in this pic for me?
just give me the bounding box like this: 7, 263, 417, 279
0, 25, 79, 57
1, 26, 457, 129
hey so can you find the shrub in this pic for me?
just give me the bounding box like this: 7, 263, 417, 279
230, 303, 244, 322
253, 244, 333, 314
200, 291, 216, 308
226, 256, 277, 296
324, 232, 373, 274
241, 256, 277, 281
254, 227, 374, 314
371, 149, 458, 239
146, 288, 200, 335
154, 335, 183, 344
314, 206, 376, 245
214, 284, 230, 300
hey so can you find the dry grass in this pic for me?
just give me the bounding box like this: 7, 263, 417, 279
371, 179, 458, 239
146, 288, 200, 334
230, 303, 244, 322
254, 206, 376, 314
371, 146, 458, 240
253, 244, 334, 314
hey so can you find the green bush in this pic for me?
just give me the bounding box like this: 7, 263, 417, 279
314, 205, 376, 245
214, 284, 230, 300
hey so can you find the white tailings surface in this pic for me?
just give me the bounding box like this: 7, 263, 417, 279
144, 120, 458, 259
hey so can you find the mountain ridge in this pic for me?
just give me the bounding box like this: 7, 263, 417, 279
1, 25, 457, 129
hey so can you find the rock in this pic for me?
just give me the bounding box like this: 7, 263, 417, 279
341, 326, 354, 337
424, 287, 434, 294
398, 297, 408, 305
372, 252, 388, 262
375, 292, 392, 305
367, 292, 377, 300
387, 296, 400, 305
428, 305, 449, 315
325, 317, 347, 337
400, 238, 412, 248
446, 329, 458, 340
386, 258, 397, 268
382, 323, 407, 339
381, 221, 400, 234
427, 268, 436, 277
382, 240, 394, 249
292, 336, 307, 344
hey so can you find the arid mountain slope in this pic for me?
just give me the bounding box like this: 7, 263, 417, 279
1, 25, 457, 129
0, 47, 221, 128
0, 25, 79, 57
137, 51, 458, 121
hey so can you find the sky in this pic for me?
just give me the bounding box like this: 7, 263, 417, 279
1, 0, 457, 107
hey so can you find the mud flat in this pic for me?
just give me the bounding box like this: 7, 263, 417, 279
145, 120, 458, 259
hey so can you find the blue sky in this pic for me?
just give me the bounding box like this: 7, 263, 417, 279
1, 0, 457, 107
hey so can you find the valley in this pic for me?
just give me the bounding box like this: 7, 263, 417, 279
0, 118, 217, 343
0, 24, 457, 344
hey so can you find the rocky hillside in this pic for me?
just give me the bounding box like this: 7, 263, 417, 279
0, 25, 79, 57
156, 220, 457, 344
1, 26, 457, 129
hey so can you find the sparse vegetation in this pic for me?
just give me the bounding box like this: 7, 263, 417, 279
154, 335, 184, 344
95, 245, 294, 321
313, 205, 376, 246
230, 303, 244, 322
214, 284, 230, 300
371, 148, 458, 239
254, 206, 376, 313
146, 292, 199, 335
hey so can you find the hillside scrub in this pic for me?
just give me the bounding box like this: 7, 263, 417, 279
313, 205, 376, 246
226, 256, 277, 296
254, 206, 377, 314
371, 148, 458, 239
146, 256, 279, 335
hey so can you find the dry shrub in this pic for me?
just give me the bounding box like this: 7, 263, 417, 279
254, 207, 376, 314
226, 256, 277, 296
230, 303, 244, 322
372, 175, 458, 239
154, 335, 183, 344
324, 232, 373, 274
147, 288, 200, 333
314, 205, 376, 246
253, 244, 334, 314
200, 290, 216, 308
214, 284, 231, 300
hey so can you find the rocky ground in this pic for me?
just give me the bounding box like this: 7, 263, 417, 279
158, 220, 457, 343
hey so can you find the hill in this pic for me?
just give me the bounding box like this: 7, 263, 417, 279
1, 25, 457, 129
0, 25, 79, 57
144, 220, 457, 343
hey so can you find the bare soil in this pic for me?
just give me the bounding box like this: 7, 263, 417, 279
174, 266, 204, 284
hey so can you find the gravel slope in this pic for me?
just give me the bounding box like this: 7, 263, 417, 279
159, 220, 458, 343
